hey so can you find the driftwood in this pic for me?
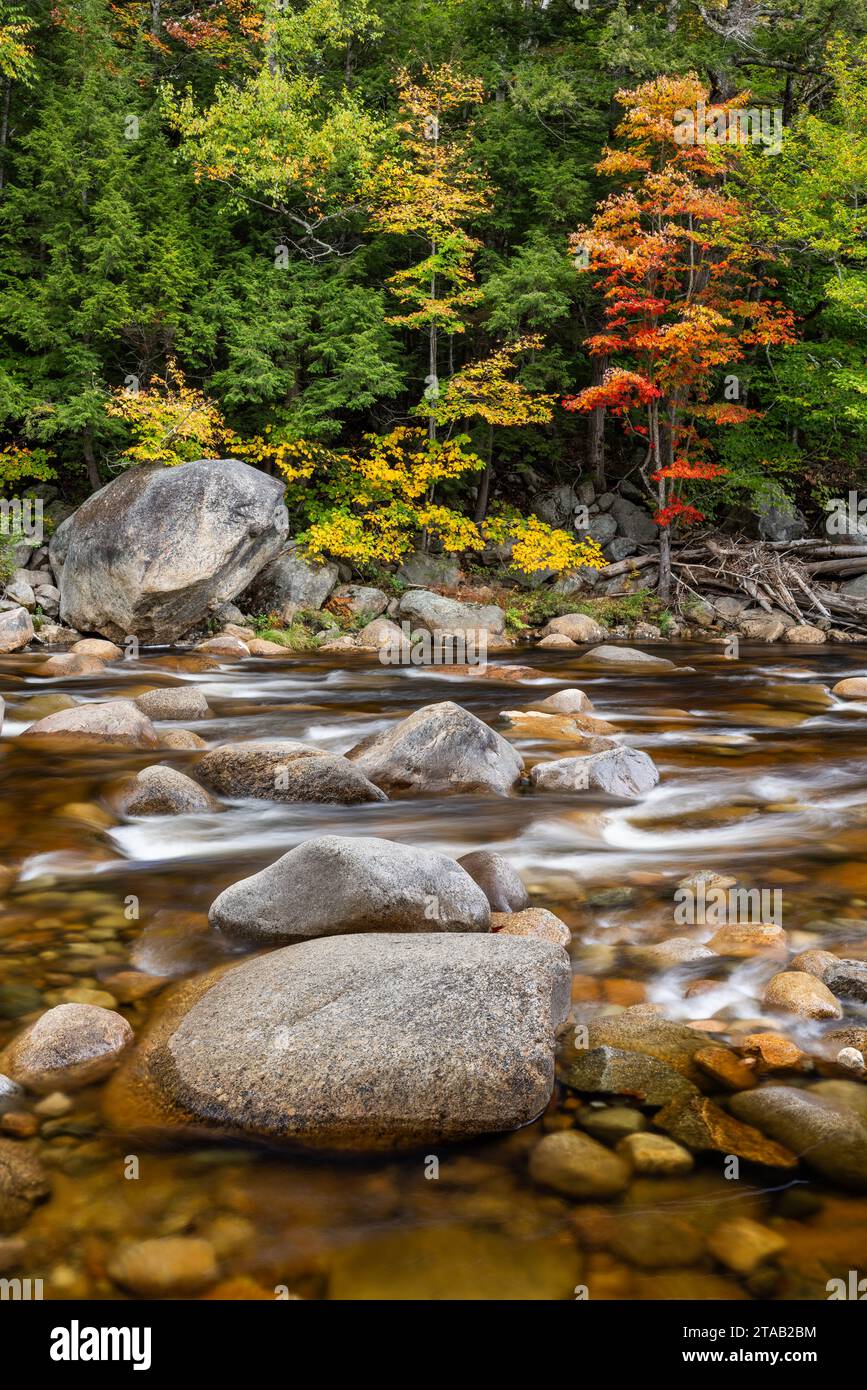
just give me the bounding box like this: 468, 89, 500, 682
593, 532, 867, 632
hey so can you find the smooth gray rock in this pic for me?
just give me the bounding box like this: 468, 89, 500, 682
564, 1046, 699, 1105
114, 765, 220, 817
530, 747, 659, 798
0, 1003, 133, 1094
0, 1139, 49, 1233
577, 512, 617, 546
758, 502, 807, 544
578, 644, 675, 668
397, 551, 461, 588
396, 590, 505, 638
0, 606, 33, 652
22, 699, 160, 749
609, 496, 658, 543
332, 584, 389, 619
5, 578, 34, 609
729, 1086, 867, 1190
50, 459, 288, 643
134, 687, 211, 721
239, 539, 337, 615
197, 740, 387, 805
457, 850, 530, 912
109, 933, 570, 1149
528, 1130, 630, 1199
347, 701, 523, 796
209, 834, 492, 943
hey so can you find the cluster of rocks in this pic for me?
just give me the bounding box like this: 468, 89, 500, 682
13, 692, 663, 809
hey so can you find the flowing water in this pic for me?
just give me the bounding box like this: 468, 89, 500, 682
1, 641, 866, 1299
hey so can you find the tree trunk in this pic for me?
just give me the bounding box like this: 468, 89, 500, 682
0, 80, 11, 195
473, 426, 494, 524
83, 426, 101, 494
587, 355, 607, 489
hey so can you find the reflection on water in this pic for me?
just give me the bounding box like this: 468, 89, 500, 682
1, 641, 866, 1299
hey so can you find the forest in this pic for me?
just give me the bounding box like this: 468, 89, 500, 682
0, 0, 865, 588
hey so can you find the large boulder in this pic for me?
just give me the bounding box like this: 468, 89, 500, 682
209, 834, 491, 943
21, 699, 160, 750
239, 539, 337, 616
50, 459, 288, 643
332, 584, 389, 619
609, 496, 658, 543
111, 765, 220, 817
347, 701, 523, 796
396, 590, 505, 638
758, 501, 807, 543
103, 933, 570, 1150
530, 746, 659, 797
197, 740, 387, 805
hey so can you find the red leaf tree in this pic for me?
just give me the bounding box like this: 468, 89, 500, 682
563, 75, 795, 598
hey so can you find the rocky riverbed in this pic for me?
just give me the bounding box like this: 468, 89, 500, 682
0, 634, 866, 1301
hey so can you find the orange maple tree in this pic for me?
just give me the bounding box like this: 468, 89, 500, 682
563, 75, 796, 597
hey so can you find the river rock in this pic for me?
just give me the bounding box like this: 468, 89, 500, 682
729, 1087, 867, 1190
50, 459, 288, 642
785, 624, 826, 644
194, 634, 249, 657
528, 1130, 630, 1199
0, 1140, 49, 1233
104, 933, 570, 1149
39, 652, 106, 677
541, 613, 606, 643
21, 699, 160, 750
70, 637, 123, 659
564, 1046, 698, 1105
332, 584, 389, 619
824, 959, 867, 1003
578, 644, 675, 668
209, 835, 491, 943
113, 766, 220, 816
355, 617, 405, 650
0, 607, 33, 652
763, 971, 842, 1019
134, 687, 210, 721
197, 740, 386, 805
491, 908, 570, 946
655, 1094, 797, 1167
160, 729, 207, 751
789, 948, 839, 978
329, 1225, 580, 1301
457, 850, 530, 912
617, 1132, 694, 1175
537, 634, 576, 649
832, 677, 867, 699
530, 747, 659, 797
809, 1080, 867, 1122
108, 1236, 218, 1297
708, 922, 788, 958
706, 1218, 787, 1275
0, 1003, 133, 1093
532, 688, 594, 715
584, 1007, 721, 1083
396, 590, 506, 638
576, 1105, 646, 1143
347, 701, 523, 796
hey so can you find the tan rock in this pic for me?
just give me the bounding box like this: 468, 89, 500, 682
246, 637, 288, 656
739, 1032, 805, 1071
39, 653, 106, 677
491, 908, 570, 947
160, 728, 208, 751
537, 634, 577, 649
708, 922, 788, 958
194, 635, 250, 657
0, 1003, 132, 1093
694, 1045, 756, 1091
617, 1132, 694, 1175
790, 949, 838, 980
70, 638, 123, 659
108, 1236, 218, 1297
654, 1094, 798, 1167
740, 619, 785, 642
532, 688, 594, 715
784, 624, 826, 644
763, 970, 842, 1020
832, 677, 867, 699
542, 613, 606, 643
499, 709, 617, 740
707, 1218, 787, 1275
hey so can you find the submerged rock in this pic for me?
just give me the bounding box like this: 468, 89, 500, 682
39, 652, 106, 677
108, 1236, 218, 1298
104, 933, 570, 1150
0, 1003, 133, 1093
729, 1086, 867, 1190
617, 1132, 694, 1175
209, 835, 491, 943
528, 1130, 630, 1199
654, 1093, 797, 1168
50, 458, 288, 642
564, 1046, 698, 1105
21, 699, 160, 750
347, 701, 523, 796
457, 850, 530, 912
197, 740, 387, 805
0, 1139, 49, 1233
577, 644, 675, 668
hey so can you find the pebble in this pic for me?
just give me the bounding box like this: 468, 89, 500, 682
706, 1217, 787, 1275
763, 971, 842, 1019
576, 1105, 647, 1144
33, 1092, 73, 1117
617, 1132, 694, 1175
708, 922, 787, 958
107, 1236, 219, 1297
694, 1045, 756, 1091
0, 1138, 50, 1233
528, 1130, 631, 1199
610, 1212, 703, 1268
